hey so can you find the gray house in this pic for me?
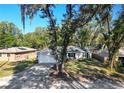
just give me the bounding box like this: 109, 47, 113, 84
66, 46, 92, 60
37, 46, 92, 64
93, 47, 124, 65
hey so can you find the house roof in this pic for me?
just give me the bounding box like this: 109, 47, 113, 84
67, 46, 86, 53
39, 48, 51, 55
40, 46, 87, 55
0, 47, 37, 54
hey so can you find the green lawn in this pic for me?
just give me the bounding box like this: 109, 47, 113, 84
65, 59, 124, 82
0, 60, 37, 78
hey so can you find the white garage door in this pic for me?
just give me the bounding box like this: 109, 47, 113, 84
37, 51, 57, 64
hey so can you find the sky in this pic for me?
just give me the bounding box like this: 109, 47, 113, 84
0, 4, 122, 33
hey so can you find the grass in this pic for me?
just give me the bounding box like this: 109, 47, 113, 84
0, 60, 37, 78
65, 59, 124, 81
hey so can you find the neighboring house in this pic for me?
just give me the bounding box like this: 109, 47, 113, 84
118, 48, 124, 65
37, 46, 92, 64
92, 48, 109, 62
0, 47, 37, 62
67, 46, 92, 60
93, 48, 124, 64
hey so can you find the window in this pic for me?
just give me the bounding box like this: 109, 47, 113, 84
7, 54, 10, 57
68, 53, 75, 58
0, 53, 2, 57
16, 55, 20, 58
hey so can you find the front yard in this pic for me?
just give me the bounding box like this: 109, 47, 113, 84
0, 60, 37, 77
0, 58, 124, 88
1, 58, 124, 81
65, 59, 124, 83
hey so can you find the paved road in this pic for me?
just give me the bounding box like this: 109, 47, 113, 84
0, 63, 124, 89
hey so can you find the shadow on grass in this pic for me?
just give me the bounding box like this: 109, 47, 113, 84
65, 59, 124, 88
72, 67, 124, 88
13, 60, 37, 74
0, 60, 37, 78
0, 62, 8, 68
0, 62, 55, 89
78, 58, 107, 68
0, 62, 87, 89
0, 59, 124, 89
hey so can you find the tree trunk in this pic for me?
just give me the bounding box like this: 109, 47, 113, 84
110, 54, 116, 71
108, 50, 112, 64
108, 49, 113, 70
58, 63, 64, 76
110, 59, 114, 71
52, 64, 58, 71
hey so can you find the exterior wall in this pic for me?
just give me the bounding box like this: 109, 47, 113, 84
0, 54, 15, 62
92, 53, 107, 62
15, 51, 37, 61
38, 53, 57, 64
93, 53, 119, 62
93, 48, 124, 62
0, 51, 37, 62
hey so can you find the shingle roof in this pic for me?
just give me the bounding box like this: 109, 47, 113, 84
0, 47, 37, 54
67, 46, 86, 53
